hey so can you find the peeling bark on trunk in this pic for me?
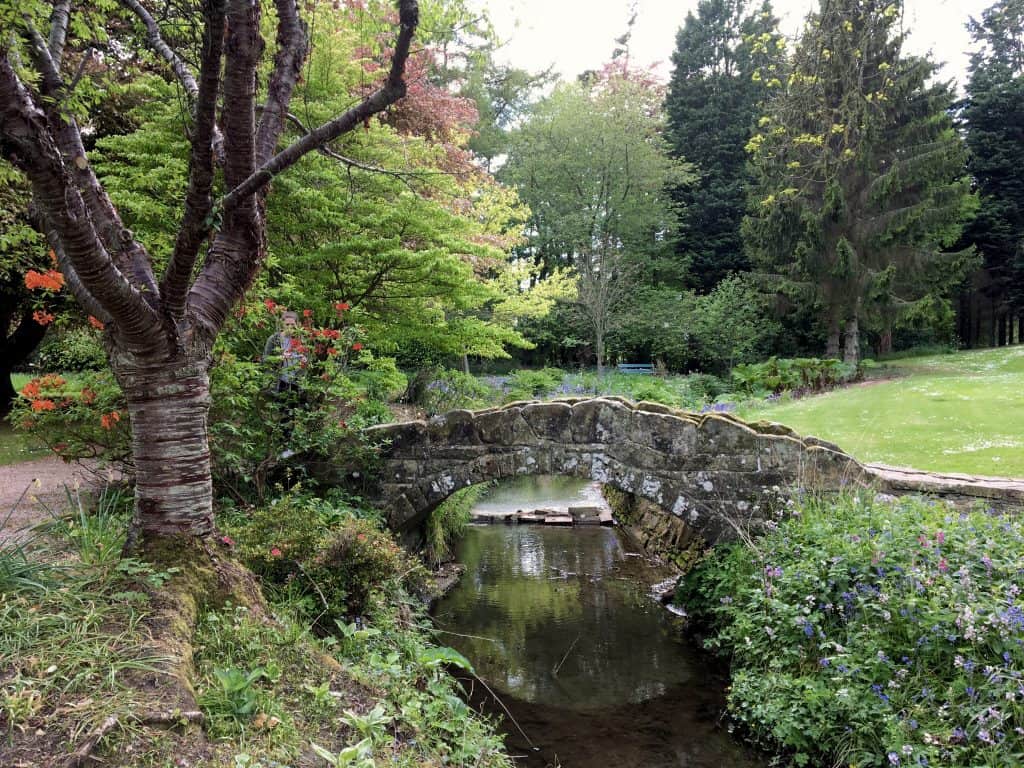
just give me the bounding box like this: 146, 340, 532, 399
843, 315, 860, 365
116, 356, 214, 537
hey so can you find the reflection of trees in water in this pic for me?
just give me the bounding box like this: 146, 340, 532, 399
433, 525, 693, 709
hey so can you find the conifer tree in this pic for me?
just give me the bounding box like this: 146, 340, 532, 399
664, 0, 783, 292
962, 0, 1024, 345
744, 0, 975, 363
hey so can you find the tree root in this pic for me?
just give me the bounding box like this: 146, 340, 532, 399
62, 711, 205, 768
65, 535, 267, 766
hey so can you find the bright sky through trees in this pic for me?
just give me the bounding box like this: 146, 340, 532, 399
473, 0, 990, 87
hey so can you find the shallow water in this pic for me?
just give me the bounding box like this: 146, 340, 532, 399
432, 477, 766, 768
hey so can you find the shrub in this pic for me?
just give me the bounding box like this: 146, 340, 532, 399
679, 493, 1024, 768
731, 356, 860, 396
309, 519, 420, 620
9, 371, 130, 467
420, 369, 493, 415
32, 326, 107, 371
504, 367, 566, 401
423, 484, 487, 566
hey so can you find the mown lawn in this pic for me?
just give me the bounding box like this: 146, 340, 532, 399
738, 346, 1024, 478
1, 373, 70, 465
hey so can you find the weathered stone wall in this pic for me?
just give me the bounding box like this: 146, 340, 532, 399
365, 397, 874, 543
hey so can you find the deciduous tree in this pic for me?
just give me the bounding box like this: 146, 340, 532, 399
0, 0, 420, 543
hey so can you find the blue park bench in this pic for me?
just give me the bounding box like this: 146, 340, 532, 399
616, 363, 655, 375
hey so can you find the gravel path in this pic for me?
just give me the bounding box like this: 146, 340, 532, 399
0, 455, 118, 541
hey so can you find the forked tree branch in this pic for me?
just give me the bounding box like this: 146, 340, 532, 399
22, 25, 160, 300
188, 0, 419, 342
0, 57, 160, 350
218, 0, 420, 214
161, 0, 227, 319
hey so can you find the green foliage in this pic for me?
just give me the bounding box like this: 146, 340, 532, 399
420, 369, 493, 415
504, 67, 694, 369
310, 519, 420, 620
690, 274, 781, 373
665, 0, 784, 291
33, 326, 107, 371
423, 484, 487, 566
503, 367, 564, 401
679, 492, 1024, 767
744, 0, 977, 361
731, 356, 858, 395
962, 0, 1024, 318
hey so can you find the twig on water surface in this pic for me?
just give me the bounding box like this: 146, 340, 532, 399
551, 634, 580, 677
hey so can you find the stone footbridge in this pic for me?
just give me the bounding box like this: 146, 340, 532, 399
365, 397, 1024, 543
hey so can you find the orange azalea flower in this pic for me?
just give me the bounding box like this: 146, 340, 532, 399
24, 269, 64, 292
351, 342, 363, 351
32, 310, 55, 326
99, 411, 122, 430
81, 388, 97, 405
31, 399, 56, 412
334, 301, 351, 313
48, 249, 57, 266
302, 309, 313, 318
87, 316, 105, 330
40, 374, 65, 387
20, 380, 41, 399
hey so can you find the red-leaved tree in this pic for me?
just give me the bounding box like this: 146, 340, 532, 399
0, 0, 420, 546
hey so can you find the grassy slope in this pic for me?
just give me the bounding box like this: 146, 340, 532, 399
738, 346, 1024, 478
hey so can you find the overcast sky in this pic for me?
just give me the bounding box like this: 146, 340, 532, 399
471, 0, 992, 89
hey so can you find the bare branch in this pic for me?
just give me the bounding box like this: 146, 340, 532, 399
160, 0, 227, 319
218, 0, 419, 215
117, 0, 225, 162
254, 0, 308, 166
0, 56, 160, 350
117, 0, 199, 99
47, 0, 72, 67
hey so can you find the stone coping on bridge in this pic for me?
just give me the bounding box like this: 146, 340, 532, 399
365, 397, 1023, 538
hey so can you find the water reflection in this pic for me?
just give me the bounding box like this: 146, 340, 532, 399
433, 476, 765, 767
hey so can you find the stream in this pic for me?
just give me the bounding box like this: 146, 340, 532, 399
431, 476, 767, 768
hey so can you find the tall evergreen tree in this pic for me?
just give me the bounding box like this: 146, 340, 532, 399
744, 0, 976, 363
962, 0, 1024, 344
664, 0, 782, 292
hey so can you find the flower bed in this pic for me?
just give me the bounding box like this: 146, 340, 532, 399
679, 493, 1024, 767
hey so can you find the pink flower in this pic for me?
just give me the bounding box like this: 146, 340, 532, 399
936, 530, 945, 545
938, 558, 948, 573
270, 547, 282, 558
221, 535, 235, 547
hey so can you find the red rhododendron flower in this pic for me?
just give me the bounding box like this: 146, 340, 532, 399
31, 399, 56, 412
32, 310, 55, 326
351, 342, 363, 351
264, 299, 277, 311
302, 309, 313, 318
334, 301, 351, 313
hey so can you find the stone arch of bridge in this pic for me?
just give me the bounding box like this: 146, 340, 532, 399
365, 397, 869, 543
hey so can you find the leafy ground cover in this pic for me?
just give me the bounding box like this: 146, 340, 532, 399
679, 492, 1024, 768
0, 486, 511, 767
738, 347, 1024, 477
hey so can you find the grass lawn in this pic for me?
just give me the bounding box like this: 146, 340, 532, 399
738, 346, 1024, 478
0, 373, 67, 465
